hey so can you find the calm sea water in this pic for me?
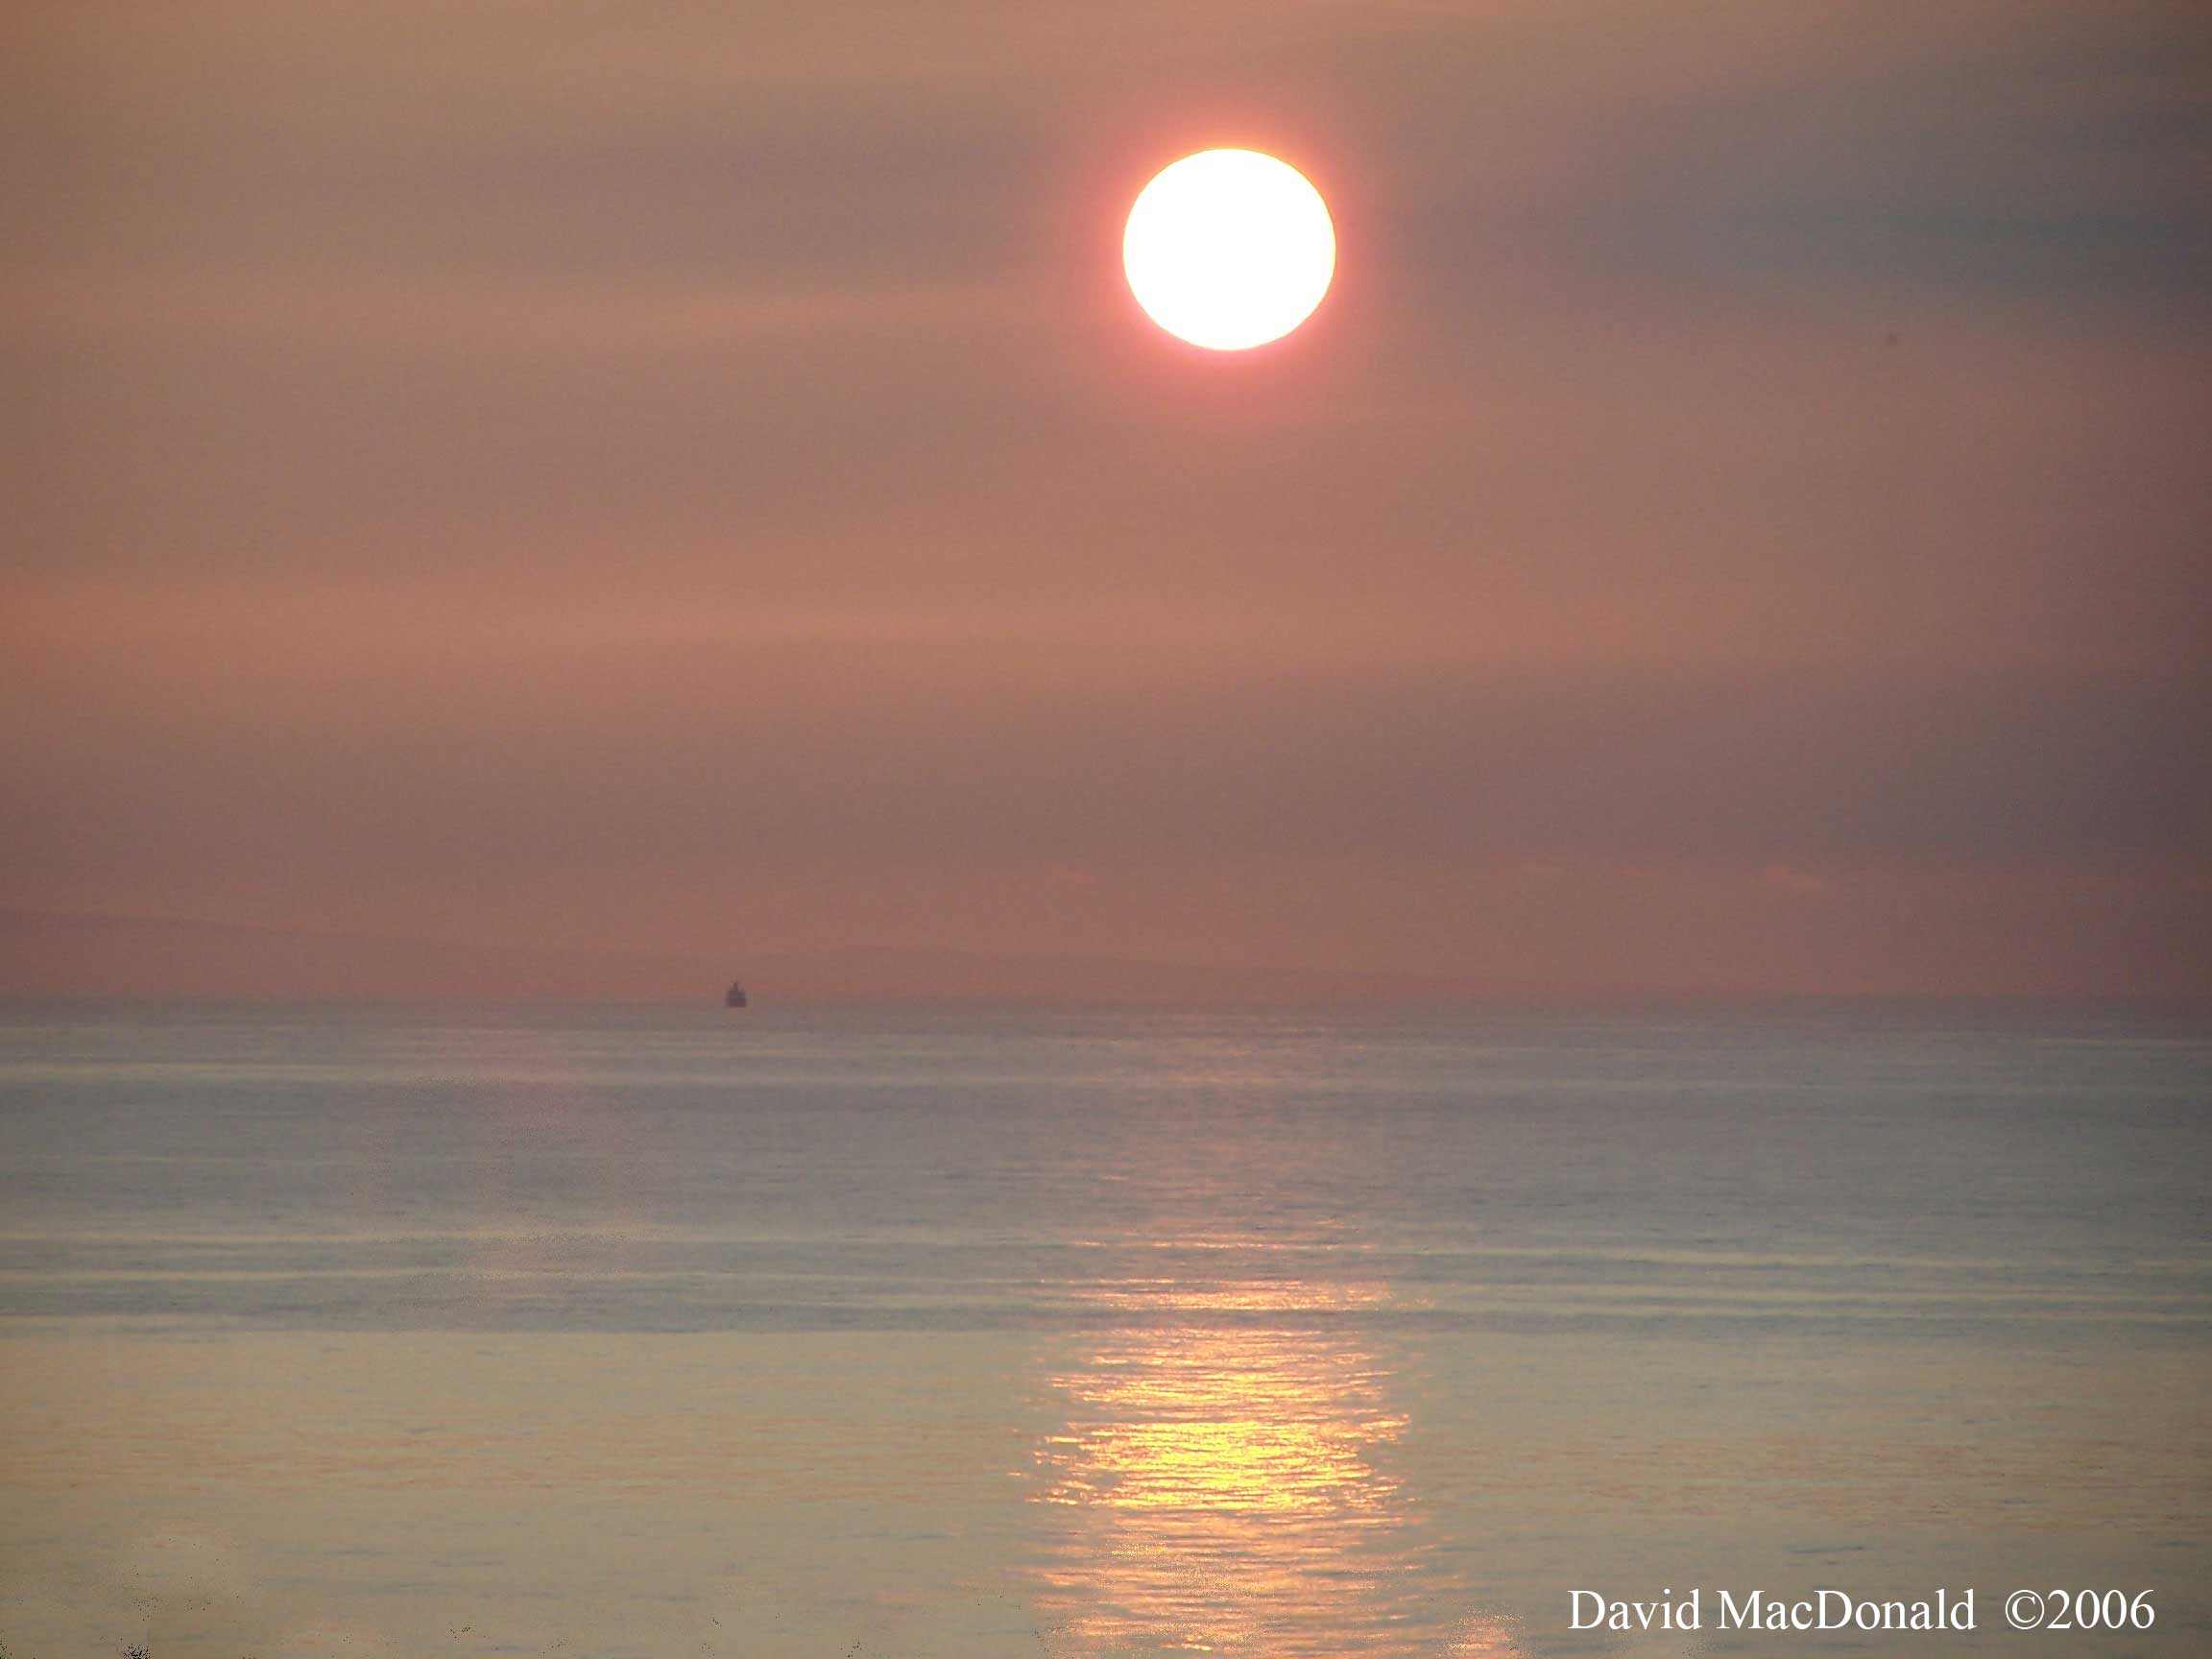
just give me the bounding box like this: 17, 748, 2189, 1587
1, 1004, 2207, 1657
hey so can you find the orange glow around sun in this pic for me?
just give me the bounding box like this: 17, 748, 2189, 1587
1123, 149, 1335, 350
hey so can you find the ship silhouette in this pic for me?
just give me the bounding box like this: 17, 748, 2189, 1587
724, 980, 749, 1009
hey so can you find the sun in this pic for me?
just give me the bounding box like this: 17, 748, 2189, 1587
1123, 149, 1335, 351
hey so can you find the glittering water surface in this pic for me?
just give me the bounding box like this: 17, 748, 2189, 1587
1, 1004, 2207, 1657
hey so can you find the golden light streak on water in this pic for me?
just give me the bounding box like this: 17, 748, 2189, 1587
1029, 1268, 1519, 1656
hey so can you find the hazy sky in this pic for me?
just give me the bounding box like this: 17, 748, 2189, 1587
4, 1, 2208, 996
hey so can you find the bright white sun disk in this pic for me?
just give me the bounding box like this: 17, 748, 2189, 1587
1123, 149, 1334, 351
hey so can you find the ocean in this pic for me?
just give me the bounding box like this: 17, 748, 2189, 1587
1, 1003, 2206, 1657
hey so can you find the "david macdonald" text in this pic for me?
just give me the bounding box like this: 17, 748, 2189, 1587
1572, 1588, 1976, 1633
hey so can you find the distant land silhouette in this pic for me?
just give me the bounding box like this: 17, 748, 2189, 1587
0, 907, 1473, 1005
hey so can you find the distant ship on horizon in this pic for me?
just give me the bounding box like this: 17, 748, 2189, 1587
724, 979, 749, 1009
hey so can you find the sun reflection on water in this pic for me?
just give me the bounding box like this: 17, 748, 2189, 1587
1030, 1264, 1518, 1657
